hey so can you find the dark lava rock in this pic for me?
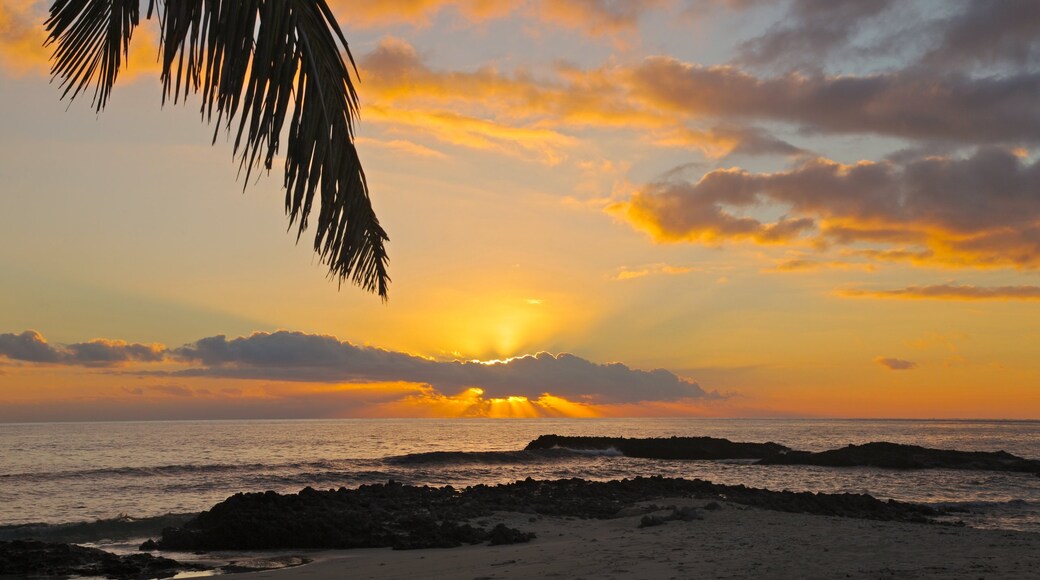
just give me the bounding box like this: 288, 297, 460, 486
525, 435, 789, 460
639, 515, 665, 528
487, 524, 536, 546
150, 476, 942, 552
638, 506, 701, 528
671, 506, 702, 521
757, 442, 1040, 475
704, 501, 722, 511
0, 539, 201, 579
153, 483, 533, 551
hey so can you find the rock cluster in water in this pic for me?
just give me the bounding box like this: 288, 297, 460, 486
150, 476, 941, 551
525, 434, 789, 459
757, 441, 1040, 475
0, 539, 199, 579
529, 435, 1040, 475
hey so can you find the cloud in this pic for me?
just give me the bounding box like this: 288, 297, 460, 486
736, 0, 898, 70
328, 0, 514, 27
615, 148, 1040, 269
0, 331, 167, 366
2, 330, 709, 405
0, 330, 59, 363
121, 385, 195, 397
628, 58, 1040, 144
0, 0, 48, 73
357, 37, 819, 161
315, 31, 1040, 174
373, 386, 603, 418
613, 263, 697, 281
766, 259, 873, 273
329, 0, 660, 37
839, 284, 1040, 301
920, 0, 1040, 68
650, 125, 808, 159
64, 339, 166, 366
875, 357, 917, 371
354, 137, 448, 159
531, 0, 668, 38
172, 331, 709, 403
1, 1, 161, 78
151, 385, 195, 397
733, 0, 1040, 73
356, 35, 1040, 171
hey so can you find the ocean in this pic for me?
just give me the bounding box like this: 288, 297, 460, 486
1, 418, 1038, 545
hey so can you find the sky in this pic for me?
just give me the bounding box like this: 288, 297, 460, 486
1, 0, 1039, 421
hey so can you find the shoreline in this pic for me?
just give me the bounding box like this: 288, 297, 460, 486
230, 498, 1040, 579
2, 478, 1038, 579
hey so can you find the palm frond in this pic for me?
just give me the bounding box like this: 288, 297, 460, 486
46, 0, 140, 111
45, 0, 390, 299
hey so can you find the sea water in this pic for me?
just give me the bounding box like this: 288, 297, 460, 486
1, 418, 1038, 538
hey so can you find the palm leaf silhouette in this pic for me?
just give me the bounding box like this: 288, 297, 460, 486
45, 0, 390, 299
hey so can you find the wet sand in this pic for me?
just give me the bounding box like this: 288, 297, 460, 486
233, 498, 1040, 579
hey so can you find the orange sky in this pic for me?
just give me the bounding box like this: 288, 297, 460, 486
1, 1, 1039, 421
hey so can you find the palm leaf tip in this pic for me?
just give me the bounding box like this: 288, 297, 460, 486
44, 0, 391, 298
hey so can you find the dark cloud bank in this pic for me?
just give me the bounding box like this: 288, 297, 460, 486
172, 331, 708, 403
0, 331, 165, 366
0, 330, 709, 404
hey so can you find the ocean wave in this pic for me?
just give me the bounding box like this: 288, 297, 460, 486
929, 499, 1034, 511
563, 446, 624, 457
384, 448, 607, 466
0, 459, 368, 482
0, 513, 195, 543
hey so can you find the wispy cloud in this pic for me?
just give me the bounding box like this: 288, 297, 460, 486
839, 284, 1040, 301
766, 258, 874, 273
612, 263, 698, 281
875, 357, 917, 371
355, 137, 448, 159
329, 0, 663, 38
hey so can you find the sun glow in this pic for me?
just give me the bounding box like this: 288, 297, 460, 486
406, 288, 590, 360
373, 386, 604, 418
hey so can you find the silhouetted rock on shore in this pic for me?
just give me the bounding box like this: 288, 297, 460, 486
154, 481, 534, 551
525, 435, 789, 460
758, 442, 1040, 475
151, 476, 941, 551
0, 539, 197, 579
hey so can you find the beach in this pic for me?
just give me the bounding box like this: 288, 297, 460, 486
3, 421, 1039, 578
234, 497, 1040, 579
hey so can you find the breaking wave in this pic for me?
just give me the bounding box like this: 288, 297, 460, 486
0, 513, 195, 543
384, 448, 608, 466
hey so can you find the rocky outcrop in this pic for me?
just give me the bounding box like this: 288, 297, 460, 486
153, 481, 534, 551
525, 435, 789, 460
528, 436, 1040, 476
0, 539, 199, 579
150, 476, 941, 551
757, 442, 1040, 475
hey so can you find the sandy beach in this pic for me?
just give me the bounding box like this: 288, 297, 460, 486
233, 498, 1040, 580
